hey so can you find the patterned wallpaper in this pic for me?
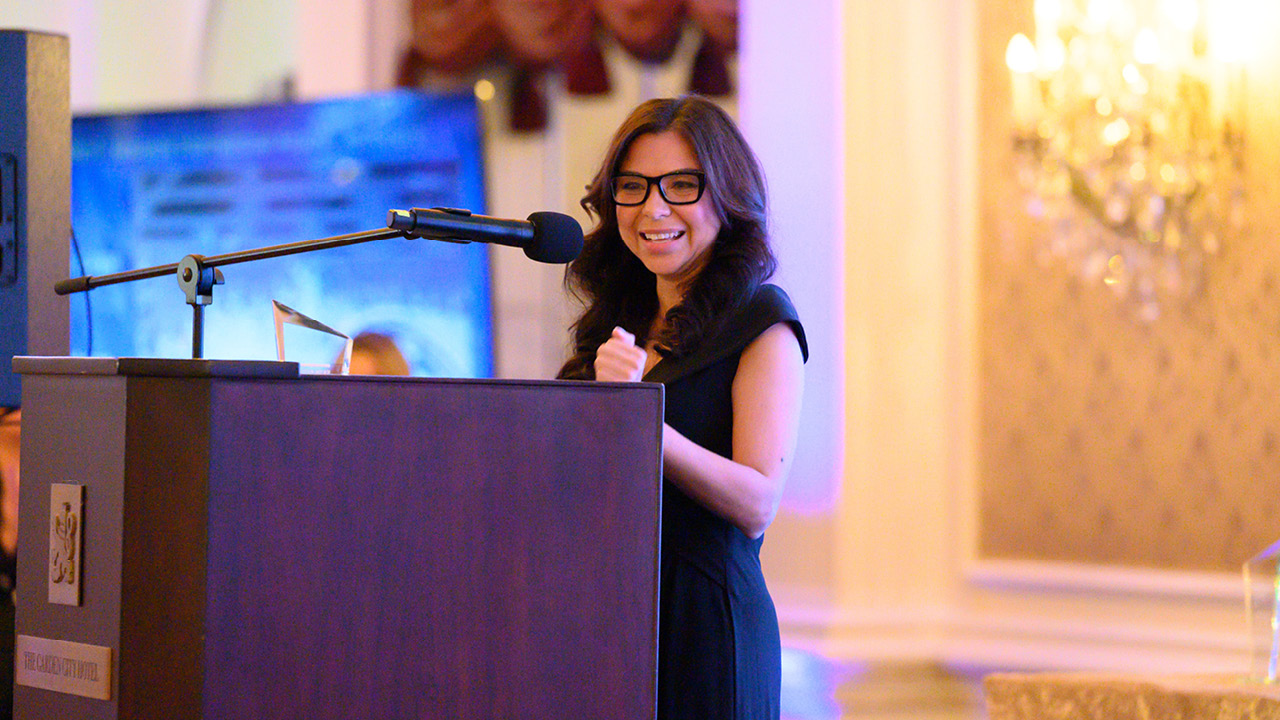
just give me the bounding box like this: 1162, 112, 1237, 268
977, 2, 1280, 573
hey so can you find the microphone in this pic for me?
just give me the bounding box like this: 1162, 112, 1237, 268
388, 207, 583, 264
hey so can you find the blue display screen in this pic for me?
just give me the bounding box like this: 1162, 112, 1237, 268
70, 90, 492, 377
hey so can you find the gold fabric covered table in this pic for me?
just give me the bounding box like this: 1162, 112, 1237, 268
984, 673, 1280, 720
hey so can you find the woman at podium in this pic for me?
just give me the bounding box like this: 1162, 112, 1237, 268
558, 95, 807, 720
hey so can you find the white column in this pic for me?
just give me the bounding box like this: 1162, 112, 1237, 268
295, 0, 371, 99
743, 0, 977, 659
739, 0, 846, 609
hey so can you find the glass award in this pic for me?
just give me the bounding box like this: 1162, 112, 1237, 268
1244, 537, 1280, 683
272, 300, 352, 374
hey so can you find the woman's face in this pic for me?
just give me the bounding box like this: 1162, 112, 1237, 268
615, 131, 722, 290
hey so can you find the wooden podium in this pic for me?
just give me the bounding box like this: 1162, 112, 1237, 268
12, 357, 663, 719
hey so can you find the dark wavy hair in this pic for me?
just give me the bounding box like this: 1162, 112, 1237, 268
557, 95, 776, 380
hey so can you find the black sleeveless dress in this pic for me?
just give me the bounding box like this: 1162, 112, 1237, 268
642, 284, 808, 720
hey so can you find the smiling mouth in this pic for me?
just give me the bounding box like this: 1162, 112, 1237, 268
641, 230, 684, 242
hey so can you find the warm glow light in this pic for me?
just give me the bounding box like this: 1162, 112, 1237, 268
1006, 34, 1038, 74
1133, 28, 1161, 64
1005, 0, 1247, 319
1103, 118, 1132, 146
1034, 0, 1063, 30
1122, 63, 1150, 94
1103, 254, 1125, 285
1160, 0, 1199, 34
1081, 73, 1103, 97
1207, 0, 1261, 64
1086, 0, 1114, 31
1038, 36, 1066, 74
1111, 2, 1138, 36
474, 79, 495, 102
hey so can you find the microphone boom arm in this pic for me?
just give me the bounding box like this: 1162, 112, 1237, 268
55, 226, 411, 359
55, 227, 409, 296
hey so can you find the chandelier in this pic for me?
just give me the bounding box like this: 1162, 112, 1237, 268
1005, 0, 1251, 320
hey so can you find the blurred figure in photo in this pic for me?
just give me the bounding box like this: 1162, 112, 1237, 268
347, 332, 411, 376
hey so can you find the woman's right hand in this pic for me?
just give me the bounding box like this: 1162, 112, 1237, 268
593, 327, 647, 382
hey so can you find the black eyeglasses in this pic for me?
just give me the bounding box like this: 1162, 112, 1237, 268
610, 171, 707, 206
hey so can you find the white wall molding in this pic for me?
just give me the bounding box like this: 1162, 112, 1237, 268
780, 603, 951, 663
780, 595, 1251, 676
938, 611, 1249, 674
964, 559, 1243, 601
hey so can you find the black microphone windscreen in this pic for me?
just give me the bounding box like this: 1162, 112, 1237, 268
524, 212, 584, 264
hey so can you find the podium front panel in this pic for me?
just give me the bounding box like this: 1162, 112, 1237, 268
14, 362, 662, 720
